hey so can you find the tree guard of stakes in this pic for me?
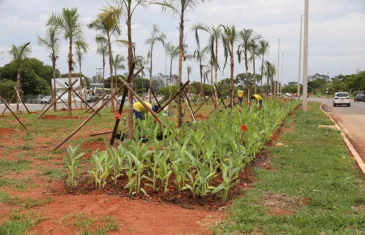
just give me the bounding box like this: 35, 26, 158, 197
0, 96, 27, 130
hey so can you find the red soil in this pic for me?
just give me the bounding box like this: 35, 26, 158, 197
0, 128, 16, 134
195, 114, 209, 120
41, 115, 86, 120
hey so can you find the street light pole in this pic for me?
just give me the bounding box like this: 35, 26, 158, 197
277, 38, 281, 97
281, 52, 284, 94
303, 0, 309, 112
297, 15, 303, 99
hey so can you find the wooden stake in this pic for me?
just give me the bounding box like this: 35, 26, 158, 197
118, 77, 166, 127
0, 96, 27, 130
149, 87, 161, 108
214, 83, 227, 109
14, 87, 30, 114
1, 94, 15, 115
193, 83, 223, 115
183, 90, 196, 122
38, 80, 78, 119
85, 93, 108, 113
156, 81, 190, 114
90, 131, 112, 137
52, 85, 125, 151
70, 89, 100, 116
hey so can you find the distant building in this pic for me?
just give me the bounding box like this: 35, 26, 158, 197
308, 73, 330, 82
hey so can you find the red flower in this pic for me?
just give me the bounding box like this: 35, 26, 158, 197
115, 112, 121, 120
241, 124, 248, 131
258, 107, 261, 110
154, 118, 158, 124
238, 108, 242, 112
149, 146, 154, 151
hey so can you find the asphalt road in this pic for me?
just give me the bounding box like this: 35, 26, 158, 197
309, 97, 365, 162
0, 102, 97, 113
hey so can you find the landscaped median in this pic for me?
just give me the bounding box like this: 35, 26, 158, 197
215, 102, 365, 234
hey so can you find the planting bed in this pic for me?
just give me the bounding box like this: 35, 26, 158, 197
0, 99, 298, 234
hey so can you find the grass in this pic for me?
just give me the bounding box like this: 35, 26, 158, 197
0, 190, 53, 209
215, 102, 365, 234
0, 178, 33, 190
0, 211, 44, 235
0, 159, 30, 174
43, 169, 64, 180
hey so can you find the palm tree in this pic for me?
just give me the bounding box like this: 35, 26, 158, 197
48, 8, 84, 117
146, 24, 166, 102
134, 55, 149, 97
113, 54, 126, 82
96, 35, 108, 90
192, 24, 222, 109
258, 40, 270, 91
37, 27, 60, 111
114, 0, 148, 139
165, 42, 179, 91
75, 40, 88, 88
9, 42, 31, 112
249, 40, 260, 93
237, 29, 260, 100
193, 46, 209, 97
155, 0, 207, 128
221, 25, 237, 107
264, 61, 276, 95
88, 4, 121, 112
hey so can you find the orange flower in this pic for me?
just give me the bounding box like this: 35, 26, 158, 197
258, 107, 261, 110
149, 146, 154, 151
241, 124, 248, 131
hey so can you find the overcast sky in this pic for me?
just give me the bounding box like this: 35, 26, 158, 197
0, 0, 364, 85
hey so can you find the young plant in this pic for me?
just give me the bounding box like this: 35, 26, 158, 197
64, 145, 85, 189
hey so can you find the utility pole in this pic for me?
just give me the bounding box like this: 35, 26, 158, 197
303, 0, 309, 112
277, 38, 281, 97
297, 15, 303, 99
281, 52, 284, 94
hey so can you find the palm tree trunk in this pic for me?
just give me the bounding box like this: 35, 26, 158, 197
261, 56, 264, 93
229, 48, 234, 108
79, 63, 84, 108
52, 53, 57, 112
16, 69, 21, 112
214, 41, 219, 110
107, 31, 114, 112
199, 64, 203, 98
253, 56, 256, 94
177, 10, 184, 129
102, 55, 105, 91
127, 7, 134, 139
149, 48, 153, 103
68, 39, 72, 117
244, 50, 249, 102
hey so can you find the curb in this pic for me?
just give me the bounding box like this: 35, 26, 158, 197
320, 103, 365, 174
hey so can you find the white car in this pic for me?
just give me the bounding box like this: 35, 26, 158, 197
333, 92, 351, 107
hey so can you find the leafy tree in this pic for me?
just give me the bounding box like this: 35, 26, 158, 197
146, 24, 166, 102
38, 26, 60, 111
193, 46, 209, 97
88, 4, 121, 112
9, 42, 31, 112
165, 42, 179, 91
0, 79, 17, 101
155, 0, 208, 128
264, 61, 276, 94
48, 8, 85, 117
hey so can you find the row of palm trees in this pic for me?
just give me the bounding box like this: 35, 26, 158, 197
10, 0, 278, 137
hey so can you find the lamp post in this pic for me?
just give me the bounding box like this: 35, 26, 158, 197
277, 38, 281, 97
297, 15, 303, 99
302, 0, 309, 112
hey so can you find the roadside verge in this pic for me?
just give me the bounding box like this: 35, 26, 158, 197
320, 103, 365, 174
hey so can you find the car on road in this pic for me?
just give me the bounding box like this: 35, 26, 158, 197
40, 96, 52, 104
86, 95, 96, 103
333, 92, 350, 107
354, 93, 365, 102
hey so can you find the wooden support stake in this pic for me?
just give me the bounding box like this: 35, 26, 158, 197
1, 94, 15, 115
214, 83, 227, 109
156, 81, 190, 114
193, 83, 223, 115
110, 66, 143, 145
149, 87, 161, 108
90, 131, 112, 137
14, 87, 30, 114
52, 86, 125, 151
0, 96, 27, 130
38, 80, 78, 119
118, 77, 166, 127
183, 90, 196, 122
85, 93, 108, 113
70, 89, 100, 116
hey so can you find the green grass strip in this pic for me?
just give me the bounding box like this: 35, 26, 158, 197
215, 102, 365, 234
